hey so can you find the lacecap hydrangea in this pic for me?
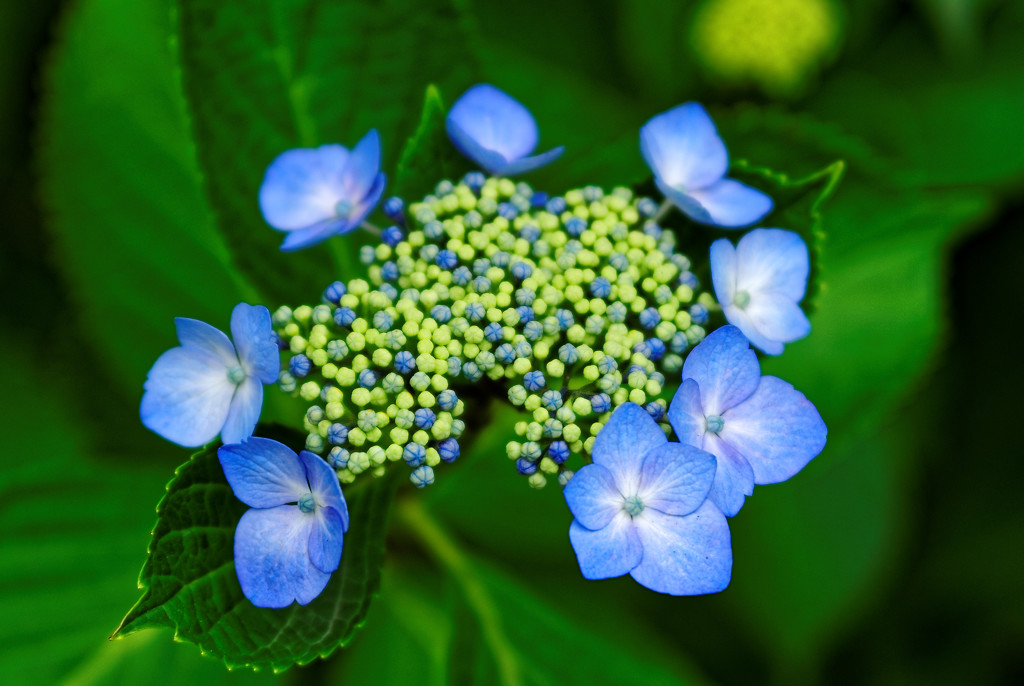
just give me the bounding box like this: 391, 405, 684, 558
139, 84, 826, 608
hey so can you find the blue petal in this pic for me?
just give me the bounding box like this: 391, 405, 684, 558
563, 463, 623, 530
345, 172, 387, 229
221, 376, 263, 444
640, 103, 728, 191
299, 450, 349, 530
307, 505, 345, 574
569, 512, 642, 580
723, 294, 810, 356
629, 500, 732, 595
721, 376, 827, 485
591, 402, 667, 496
218, 437, 308, 508
734, 229, 809, 302
710, 237, 738, 308
230, 303, 279, 384
175, 317, 237, 366
685, 178, 773, 228
637, 443, 716, 517
703, 434, 755, 517
259, 145, 349, 230
655, 180, 713, 224
448, 84, 539, 165
279, 217, 352, 251
493, 146, 565, 176
681, 326, 760, 415
233, 505, 328, 608
446, 118, 512, 174
341, 129, 381, 202
667, 378, 705, 448
140, 346, 235, 447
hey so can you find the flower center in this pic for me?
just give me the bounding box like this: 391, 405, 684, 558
623, 495, 645, 517
226, 364, 247, 385
733, 290, 751, 309
705, 414, 725, 434
298, 492, 316, 514
334, 199, 353, 217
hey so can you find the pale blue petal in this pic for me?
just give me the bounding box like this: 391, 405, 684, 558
721, 376, 827, 485
629, 500, 732, 595
448, 84, 538, 163
569, 512, 642, 580
563, 463, 623, 530
717, 304, 784, 355
446, 118, 512, 174
230, 303, 279, 384
681, 326, 760, 415
345, 172, 387, 228
299, 450, 348, 530
259, 146, 348, 230
341, 129, 381, 201
637, 443, 716, 516
703, 434, 755, 517
494, 146, 565, 176
640, 103, 728, 191
710, 237, 738, 308
234, 505, 328, 608
655, 179, 713, 224
308, 505, 345, 574
141, 346, 235, 447
279, 217, 352, 251
667, 378, 705, 448
735, 228, 809, 301
686, 178, 773, 228
175, 317, 237, 367
221, 376, 263, 444
217, 437, 308, 508
591, 402, 667, 496
733, 293, 811, 355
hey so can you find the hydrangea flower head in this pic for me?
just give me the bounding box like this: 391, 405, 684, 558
711, 228, 811, 354
259, 130, 386, 251
218, 437, 349, 608
141, 303, 279, 447
641, 103, 772, 227
564, 403, 732, 595
446, 84, 564, 176
668, 326, 826, 517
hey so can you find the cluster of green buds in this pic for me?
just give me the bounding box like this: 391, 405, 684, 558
273, 173, 717, 489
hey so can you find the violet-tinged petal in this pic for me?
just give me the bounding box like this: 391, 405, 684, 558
230, 303, 279, 384
448, 84, 539, 164
563, 463, 623, 531
591, 402, 667, 496
218, 437, 309, 508
637, 443, 716, 517
299, 450, 349, 530
629, 500, 732, 595
175, 317, 237, 367
655, 180, 713, 224
279, 217, 353, 252
233, 505, 328, 608
569, 512, 643, 580
345, 172, 387, 228
728, 293, 811, 355
308, 505, 345, 574
710, 237, 738, 306
735, 228, 809, 301
703, 434, 755, 517
640, 102, 728, 191
140, 346, 236, 447
686, 178, 773, 228
681, 326, 760, 415
721, 376, 827, 485
667, 378, 706, 448
494, 146, 566, 176
259, 146, 349, 231
341, 129, 381, 201
445, 119, 510, 175
220, 376, 263, 445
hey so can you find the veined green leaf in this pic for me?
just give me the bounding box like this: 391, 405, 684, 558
393, 85, 471, 202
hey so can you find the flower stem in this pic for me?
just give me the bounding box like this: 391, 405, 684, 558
652, 198, 674, 225
396, 498, 523, 686
361, 221, 382, 236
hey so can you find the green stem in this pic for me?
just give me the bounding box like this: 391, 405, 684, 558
652, 198, 674, 224
396, 499, 523, 686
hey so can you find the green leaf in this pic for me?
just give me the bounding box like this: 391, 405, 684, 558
115, 426, 398, 671
36, 0, 254, 399
393, 85, 471, 201
173, 0, 480, 301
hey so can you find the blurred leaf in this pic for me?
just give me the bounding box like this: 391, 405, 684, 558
613, 0, 696, 99
36, 0, 251, 398
173, 0, 479, 301
393, 85, 470, 201
115, 426, 398, 670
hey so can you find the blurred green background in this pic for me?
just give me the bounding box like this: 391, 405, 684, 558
2, 0, 1022, 683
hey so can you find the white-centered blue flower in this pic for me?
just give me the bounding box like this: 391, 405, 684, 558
219, 438, 348, 608
640, 102, 772, 227
710, 228, 811, 355
141, 303, 279, 448
668, 326, 827, 517
447, 84, 564, 176
259, 130, 386, 251
564, 402, 733, 596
